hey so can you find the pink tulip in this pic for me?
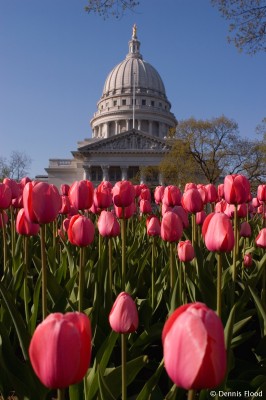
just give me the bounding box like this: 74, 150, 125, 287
255, 228, 266, 248
140, 187, 151, 202
93, 181, 112, 209
154, 185, 165, 204
181, 188, 204, 213
257, 184, 266, 202
252, 197, 260, 208
16, 208, 40, 236
196, 210, 207, 225
68, 180, 94, 211
202, 212, 234, 252
114, 202, 136, 219
3, 178, 20, 199
20, 176, 31, 188
68, 215, 95, 247
197, 185, 207, 205
23, 182, 61, 224
217, 184, 224, 200
109, 292, 139, 334
172, 206, 189, 229
112, 180, 135, 207
184, 182, 197, 192
205, 183, 218, 203
146, 215, 161, 236
162, 302, 226, 389
239, 221, 252, 238
97, 210, 120, 237
215, 199, 227, 213
223, 174, 250, 205
29, 312, 91, 389
60, 184, 70, 196
59, 195, 71, 215
162, 185, 182, 207
177, 240, 195, 262
139, 199, 152, 214
243, 254, 253, 268
161, 211, 183, 242
0, 183, 12, 209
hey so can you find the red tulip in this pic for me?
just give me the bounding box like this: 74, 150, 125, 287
134, 184, 142, 198
0, 211, 8, 228
3, 178, 20, 199
196, 210, 207, 225
60, 184, 70, 196
97, 210, 120, 237
215, 199, 227, 213
197, 185, 207, 205
154, 185, 165, 204
23, 182, 61, 224
172, 206, 189, 229
59, 195, 71, 215
181, 188, 204, 213
114, 202, 136, 219
146, 215, 161, 236
20, 176, 31, 188
29, 312, 91, 389
139, 199, 152, 214
177, 240, 195, 262
58, 218, 70, 241
205, 184, 218, 203
162, 302, 226, 390
93, 181, 112, 209
252, 197, 260, 208
109, 292, 139, 334
162, 185, 182, 207
184, 182, 197, 191
112, 181, 135, 207
217, 184, 224, 200
140, 187, 151, 202
68, 180, 94, 211
239, 221, 252, 238
16, 208, 40, 236
0, 183, 12, 209
68, 215, 95, 247
223, 174, 250, 205
257, 184, 266, 202
243, 253, 253, 268
255, 228, 266, 248
202, 212, 234, 252
161, 211, 183, 242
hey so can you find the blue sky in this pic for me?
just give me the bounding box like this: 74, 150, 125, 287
1, 0, 265, 178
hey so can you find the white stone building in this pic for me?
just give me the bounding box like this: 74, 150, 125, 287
43, 26, 177, 187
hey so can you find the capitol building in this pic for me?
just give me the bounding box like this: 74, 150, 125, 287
43, 26, 177, 187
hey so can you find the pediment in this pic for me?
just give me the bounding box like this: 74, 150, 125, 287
76, 130, 170, 154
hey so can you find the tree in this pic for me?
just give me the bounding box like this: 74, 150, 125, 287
84, 0, 139, 19
212, 0, 266, 54
0, 151, 32, 181
161, 115, 265, 187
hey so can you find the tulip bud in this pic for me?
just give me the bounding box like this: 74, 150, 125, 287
239, 221, 252, 238
112, 181, 135, 207
68, 215, 95, 247
162, 302, 226, 390
181, 188, 203, 214
146, 215, 161, 236
162, 185, 182, 207
16, 208, 40, 236
223, 174, 250, 205
243, 253, 252, 268
68, 180, 94, 211
161, 211, 183, 243
202, 212, 234, 252
255, 228, 266, 248
109, 292, 139, 334
97, 210, 120, 237
177, 240, 195, 262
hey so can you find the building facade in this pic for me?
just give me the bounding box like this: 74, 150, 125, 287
43, 26, 177, 187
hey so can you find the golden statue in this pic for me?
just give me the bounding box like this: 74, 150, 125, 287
132, 24, 137, 38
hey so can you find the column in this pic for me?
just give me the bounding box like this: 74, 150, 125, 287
140, 169, 146, 184
115, 121, 118, 135
158, 172, 164, 186
101, 165, 109, 181
126, 119, 129, 131
83, 165, 92, 181
137, 120, 141, 130
120, 166, 128, 181
149, 121, 153, 135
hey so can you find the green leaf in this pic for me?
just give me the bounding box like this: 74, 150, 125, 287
249, 286, 266, 336
98, 369, 116, 400
136, 359, 164, 400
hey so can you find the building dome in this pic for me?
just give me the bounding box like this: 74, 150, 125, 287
91, 25, 177, 139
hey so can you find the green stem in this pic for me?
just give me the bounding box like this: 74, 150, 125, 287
191, 213, 196, 248
10, 206, 15, 257
40, 225, 47, 320
79, 247, 85, 312
217, 252, 222, 318
151, 237, 155, 310
187, 389, 196, 400
232, 204, 238, 283
23, 236, 30, 324
57, 388, 65, 400
169, 242, 175, 289
121, 213, 126, 290
1, 210, 8, 272
108, 238, 113, 294
121, 333, 127, 400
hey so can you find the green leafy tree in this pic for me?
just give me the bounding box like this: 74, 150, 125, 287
212, 0, 266, 54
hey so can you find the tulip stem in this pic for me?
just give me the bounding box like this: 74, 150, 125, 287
40, 225, 48, 320
188, 389, 196, 400
1, 209, 8, 273
217, 252, 222, 318
232, 205, 238, 282
191, 213, 196, 248
169, 242, 175, 289
79, 247, 85, 312
108, 238, 113, 294
23, 236, 30, 325
121, 333, 127, 400
151, 237, 155, 310
10, 206, 15, 257
57, 388, 65, 400
121, 212, 126, 290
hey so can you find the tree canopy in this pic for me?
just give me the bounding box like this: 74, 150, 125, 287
0, 151, 32, 181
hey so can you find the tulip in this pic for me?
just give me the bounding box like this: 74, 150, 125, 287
140, 187, 151, 202
177, 240, 195, 262
255, 228, 266, 248
97, 210, 120, 237
162, 185, 182, 207
161, 211, 183, 243
154, 185, 165, 204
243, 254, 252, 268
215, 199, 227, 213
114, 203, 136, 219
23, 181, 61, 224
60, 184, 70, 196
162, 302, 226, 390
58, 218, 70, 242
184, 182, 197, 191
59, 195, 71, 215
223, 174, 250, 205
0, 183, 12, 209
112, 180, 135, 207
239, 221, 252, 238
16, 208, 40, 236
68, 215, 95, 247
197, 184, 207, 205
196, 210, 207, 225
3, 178, 20, 199
202, 212, 234, 253
181, 188, 203, 214
217, 183, 224, 200
68, 180, 94, 211
257, 184, 266, 202
93, 181, 112, 209
109, 292, 139, 334
252, 197, 260, 208
146, 215, 161, 236
205, 183, 217, 203
172, 205, 189, 228
29, 312, 91, 389
20, 176, 31, 188
139, 199, 152, 214
0, 211, 8, 228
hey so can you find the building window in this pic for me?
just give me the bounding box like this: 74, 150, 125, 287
159, 102, 162, 108
142, 99, 146, 105
151, 100, 155, 106
113, 100, 117, 106
122, 99, 126, 105
106, 102, 109, 108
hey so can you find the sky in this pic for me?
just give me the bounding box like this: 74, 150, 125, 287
0, 0, 265, 178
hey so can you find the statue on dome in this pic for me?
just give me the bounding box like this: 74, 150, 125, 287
132, 24, 137, 38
